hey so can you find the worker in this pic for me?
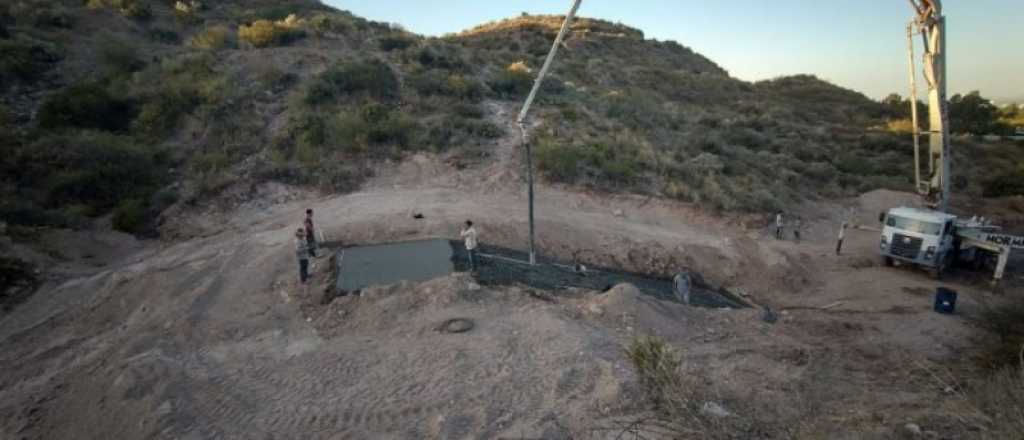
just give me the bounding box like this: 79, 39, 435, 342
836, 222, 848, 255
793, 216, 803, 243
304, 209, 317, 258
673, 271, 692, 305
295, 228, 310, 284
460, 220, 479, 272
775, 212, 784, 240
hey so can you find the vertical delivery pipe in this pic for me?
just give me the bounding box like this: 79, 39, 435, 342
516, 0, 583, 265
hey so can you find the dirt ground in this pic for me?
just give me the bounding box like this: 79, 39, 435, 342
1, 118, 1022, 438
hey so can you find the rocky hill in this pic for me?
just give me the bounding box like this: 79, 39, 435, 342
1, 0, 1021, 238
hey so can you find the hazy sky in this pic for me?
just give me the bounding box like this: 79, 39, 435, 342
324, 0, 1023, 102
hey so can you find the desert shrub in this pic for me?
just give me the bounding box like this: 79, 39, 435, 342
38, 82, 136, 132
131, 53, 222, 138
111, 198, 147, 233
86, 0, 152, 20
10, 2, 75, 29
172, 0, 201, 22
0, 37, 61, 87
536, 139, 644, 187
252, 60, 295, 91
379, 33, 416, 51
189, 25, 235, 50
146, 28, 180, 44
98, 36, 144, 76
309, 13, 352, 36
238, 19, 306, 48
409, 70, 484, 101
489, 61, 534, 99
623, 336, 755, 438
304, 60, 399, 105
982, 168, 1024, 197
11, 131, 165, 214
416, 43, 466, 70
452, 102, 485, 119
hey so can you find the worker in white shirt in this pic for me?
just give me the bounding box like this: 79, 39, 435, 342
460, 220, 479, 272
836, 222, 848, 255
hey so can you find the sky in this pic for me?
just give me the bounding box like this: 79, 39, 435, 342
324, 0, 1024, 103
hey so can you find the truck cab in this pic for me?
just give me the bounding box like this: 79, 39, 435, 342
879, 207, 957, 277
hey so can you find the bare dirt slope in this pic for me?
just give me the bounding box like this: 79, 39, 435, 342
1, 142, 1019, 439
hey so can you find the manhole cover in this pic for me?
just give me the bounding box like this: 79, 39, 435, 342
437, 318, 474, 334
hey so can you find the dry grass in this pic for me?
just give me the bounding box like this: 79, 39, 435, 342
617, 337, 788, 439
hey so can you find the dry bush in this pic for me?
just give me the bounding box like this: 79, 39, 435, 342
618, 337, 775, 439
238, 18, 306, 48
189, 25, 234, 50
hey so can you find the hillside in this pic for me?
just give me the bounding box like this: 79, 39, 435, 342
0, 0, 1021, 239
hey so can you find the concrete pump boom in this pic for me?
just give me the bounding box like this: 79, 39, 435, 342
908, 0, 951, 212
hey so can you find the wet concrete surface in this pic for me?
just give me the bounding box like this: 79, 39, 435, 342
335, 240, 746, 308
335, 239, 454, 291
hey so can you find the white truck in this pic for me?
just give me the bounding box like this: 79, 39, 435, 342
876, 1, 1020, 284
879, 208, 1018, 282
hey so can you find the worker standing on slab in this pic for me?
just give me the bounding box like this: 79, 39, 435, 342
775, 212, 784, 240
836, 222, 848, 255
673, 271, 692, 305
304, 209, 317, 258
461, 220, 479, 272
295, 228, 310, 284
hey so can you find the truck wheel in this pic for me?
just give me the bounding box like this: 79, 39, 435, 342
882, 256, 894, 267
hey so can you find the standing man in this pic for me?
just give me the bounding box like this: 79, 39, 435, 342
295, 228, 310, 284
304, 209, 317, 258
836, 222, 848, 255
793, 216, 803, 243
673, 271, 692, 305
775, 212, 784, 240
460, 220, 478, 272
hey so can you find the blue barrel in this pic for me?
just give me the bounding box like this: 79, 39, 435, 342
934, 287, 957, 314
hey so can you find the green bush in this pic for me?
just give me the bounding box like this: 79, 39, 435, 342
303, 60, 400, 105
379, 33, 416, 51
189, 25, 235, 50
309, 13, 352, 36
146, 28, 181, 44
0, 37, 60, 87
416, 44, 466, 70
537, 139, 643, 187
111, 198, 147, 233
409, 70, 484, 101
13, 131, 165, 213
98, 37, 144, 76
488, 63, 534, 99
38, 82, 136, 132
86, 0, 152, 20
238, 19, 306, 48
983, 169, 1024, 197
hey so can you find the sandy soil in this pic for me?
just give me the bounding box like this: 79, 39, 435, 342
1, 115, 1021, 439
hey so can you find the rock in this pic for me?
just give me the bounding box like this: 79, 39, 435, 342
587, 304, 604, 315
613, 209, 624, 217
900, 423, 922, 438
467, 282, 481, 291
700, 402, 731, 418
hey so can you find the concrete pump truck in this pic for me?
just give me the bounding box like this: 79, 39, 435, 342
878, 0, 1022, 283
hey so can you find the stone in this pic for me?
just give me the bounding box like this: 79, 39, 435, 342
900, 423, 922, 438
587, 304, 604, 315
700, 402, 731, 418
613, 209, 625, 217
467, 282, 481, 291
